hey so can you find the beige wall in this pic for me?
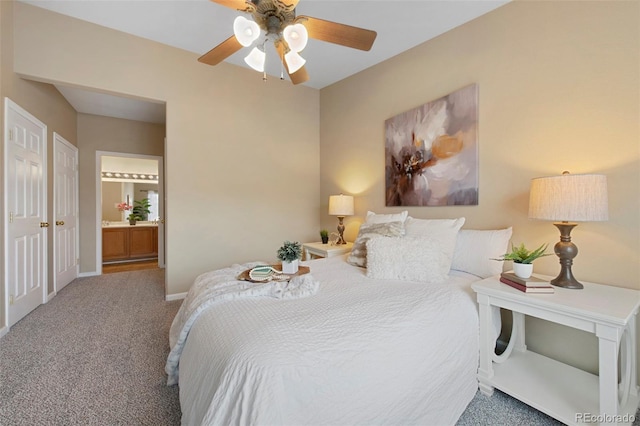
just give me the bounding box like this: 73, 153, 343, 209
320, 1, 639, 375
102, 182, 124, 222
78, 114, 164, 273
12, 2, 321, 296
0, 0, 78, 330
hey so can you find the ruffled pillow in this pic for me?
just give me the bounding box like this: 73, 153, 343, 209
366, 237, 451, 283
346, 221, 405, 268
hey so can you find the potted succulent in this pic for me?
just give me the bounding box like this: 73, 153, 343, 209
277, 241, 302, 274
493, 242, 552, 278
320, 229, 329, 244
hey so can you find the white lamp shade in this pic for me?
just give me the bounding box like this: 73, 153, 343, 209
283, 23, 308, 52
233, 16, 260, 47
328, 194, 354, 216
244, 47, 266, 72
284, 50, 306, 74
528, 173, 609, 222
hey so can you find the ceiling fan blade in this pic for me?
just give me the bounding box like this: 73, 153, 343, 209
298, 16, 377, 51
276, 0, 300, 11
275, 41, 310, 85
289, 67, 309, 85
198, 35, 243, 66
209, 0, 253, 12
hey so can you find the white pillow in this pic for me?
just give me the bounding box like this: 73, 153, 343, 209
404, 217, 465, 266
404, 216, 466, 238
366, 237, 450, 283
451, 227, 513, 278
346, 221, 406, 268
365, 210, 408, 224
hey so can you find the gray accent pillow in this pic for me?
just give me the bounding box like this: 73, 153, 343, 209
346, 221, 405, 268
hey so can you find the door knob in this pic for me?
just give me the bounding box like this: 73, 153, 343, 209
56, 221, 65, 226
39, 222, 50, 228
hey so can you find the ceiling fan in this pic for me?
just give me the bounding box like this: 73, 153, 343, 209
198, 0, 377, 85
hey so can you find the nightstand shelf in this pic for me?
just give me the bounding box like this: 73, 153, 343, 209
473, 276, 640, 426
492, 350, 599, 421
302, 242, 353, 260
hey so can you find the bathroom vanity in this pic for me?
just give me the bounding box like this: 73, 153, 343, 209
102, 222, 158, 263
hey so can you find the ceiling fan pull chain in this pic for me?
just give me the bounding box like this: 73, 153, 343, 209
263, 50, 267, 82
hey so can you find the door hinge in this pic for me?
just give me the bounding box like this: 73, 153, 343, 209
9, 294, 14, 305
8, 129, 13, 141
9, 211, 13, 223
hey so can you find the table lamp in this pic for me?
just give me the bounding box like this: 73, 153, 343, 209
328, 194, 354, 245
528, 172, 608, 289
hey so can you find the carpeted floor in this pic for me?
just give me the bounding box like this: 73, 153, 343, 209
0, 269, 637, 425
0, 269, 181, 425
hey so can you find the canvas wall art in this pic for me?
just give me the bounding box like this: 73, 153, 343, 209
385, 84, 478, 206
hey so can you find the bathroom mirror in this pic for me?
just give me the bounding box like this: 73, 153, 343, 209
101, 156, 160, 223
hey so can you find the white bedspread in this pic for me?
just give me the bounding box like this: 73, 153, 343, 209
174, 255, 483, 426
166, 262, 319, 386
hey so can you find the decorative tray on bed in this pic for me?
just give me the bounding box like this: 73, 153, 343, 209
238, 264, 310, 283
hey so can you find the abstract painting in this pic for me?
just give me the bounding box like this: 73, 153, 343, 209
385, 84, 478, 206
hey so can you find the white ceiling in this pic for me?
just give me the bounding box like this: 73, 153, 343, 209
56, 86, 166, 124
22, 0, 510, 124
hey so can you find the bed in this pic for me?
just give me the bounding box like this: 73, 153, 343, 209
168, 215, 511, 425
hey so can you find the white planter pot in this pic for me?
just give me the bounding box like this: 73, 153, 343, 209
281, 259, 299, 274
513, 263, 533, 279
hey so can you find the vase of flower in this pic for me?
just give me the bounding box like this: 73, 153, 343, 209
128, 214, 137, 226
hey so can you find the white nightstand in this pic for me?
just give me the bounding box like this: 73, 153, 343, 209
302, 242, 353, 260
472, 276, 640, 426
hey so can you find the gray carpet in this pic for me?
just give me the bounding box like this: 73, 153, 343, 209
0, 269, 181, 425
0, 269, 637, 425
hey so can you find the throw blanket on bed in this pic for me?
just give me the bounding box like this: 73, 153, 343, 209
165, 262, 319, 386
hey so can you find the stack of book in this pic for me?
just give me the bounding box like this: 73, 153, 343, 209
499, 272, 554, 293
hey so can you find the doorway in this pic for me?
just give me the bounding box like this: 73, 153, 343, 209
95, 151, 164, 275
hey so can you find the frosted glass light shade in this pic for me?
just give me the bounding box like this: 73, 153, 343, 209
284, 50, 306, 73
528, 173, 608, 222
283, 23, 308, 52
329, 194, 354, 216
244, 47, 266, 72
233, 16, 260, 47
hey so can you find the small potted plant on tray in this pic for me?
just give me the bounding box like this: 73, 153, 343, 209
320, 229, 329, 244
493, 242, 552, 278
277, 241, 302, 274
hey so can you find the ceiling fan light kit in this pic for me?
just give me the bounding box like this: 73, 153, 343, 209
244, 46, 266, 71
233, 16, 260, 46
199, 0, 377, 85
283, 23, 308, 52
284, 50, 305, 73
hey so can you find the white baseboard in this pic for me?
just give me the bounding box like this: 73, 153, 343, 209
0, 325, 8, 339
166, 292, 187, 302
79, 271, 99, 278
46, 291, 56, 303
